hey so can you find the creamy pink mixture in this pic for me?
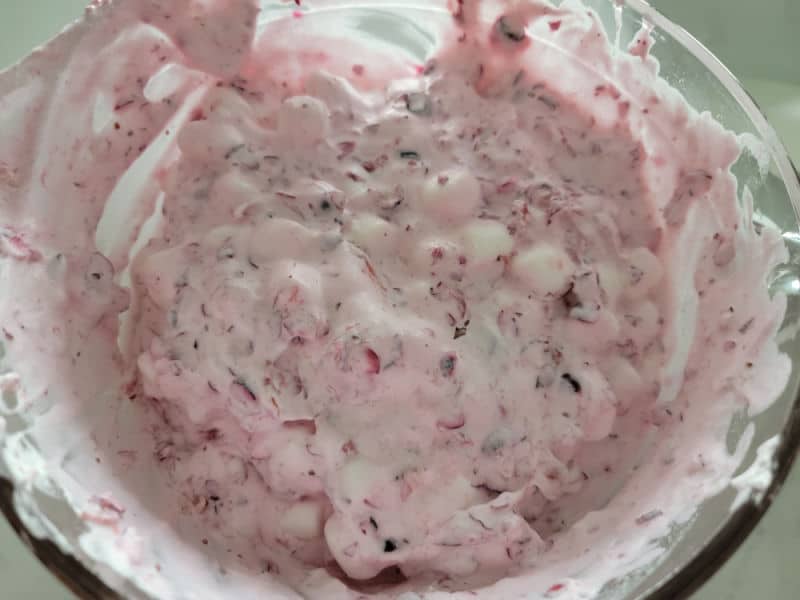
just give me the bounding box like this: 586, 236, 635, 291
0, 1, 791, 599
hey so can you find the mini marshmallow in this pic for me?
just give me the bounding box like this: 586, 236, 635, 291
420, 169, 482, 223
512, 243, 574, 297
461, 220, 514, 263
177, 120, 245, 163
248, 218, 315, 265
277, 96, 331, 147
281, 501, 325, 539
597, 261, 626, 306
339, 456, 382, 503
347, 214, 395, 253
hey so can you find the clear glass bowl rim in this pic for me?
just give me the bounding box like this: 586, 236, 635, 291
1, 1, 799, 599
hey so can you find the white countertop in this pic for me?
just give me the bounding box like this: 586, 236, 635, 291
0, 2, 798, 599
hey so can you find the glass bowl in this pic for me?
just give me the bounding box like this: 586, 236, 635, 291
0, 1, 799, 599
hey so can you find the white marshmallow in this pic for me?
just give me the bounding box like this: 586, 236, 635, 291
248, 218, 315, 265
461, 220, 514, 263
144, 62, 197, 104
177, 120, 245, 163
347, 214, 395, 253
512, 243, 574, 297
277, 96, 330, 147
597, 261, 626, 306
304, 71, 364, 112
420, 169, 482, 222
211, 171, 261, 215
604, 356, 644, 412
136, 247, 187, 309
281, 501, 325, 539
339, 456, 381, 503
623, 300, 661, 348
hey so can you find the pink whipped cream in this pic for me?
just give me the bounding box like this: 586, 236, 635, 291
0, 1, 791, 599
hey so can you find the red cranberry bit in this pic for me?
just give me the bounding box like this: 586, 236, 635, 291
437, 412, 466, 430
204, 428, 221, 441
233, 378, 257, 402
364, 348, 381, 374
3, 233, 42, 262
337, 141, 356, 159
284, 419, 318, 435
635, 510, 664, 525
497, 180, 516, 194
93, 496, 125, 515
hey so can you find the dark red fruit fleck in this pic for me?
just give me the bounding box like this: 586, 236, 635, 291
497, 180, 516, 194
233, 379, 257, 402
337, 141, 356, 158
437, 412, 465, 430
549, 20, 562, 31
284, 419, 318, 435
635, 510, 664, 525
365, 348, 381, 374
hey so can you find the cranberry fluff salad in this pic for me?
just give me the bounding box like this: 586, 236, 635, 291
0, 0, 791, 599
